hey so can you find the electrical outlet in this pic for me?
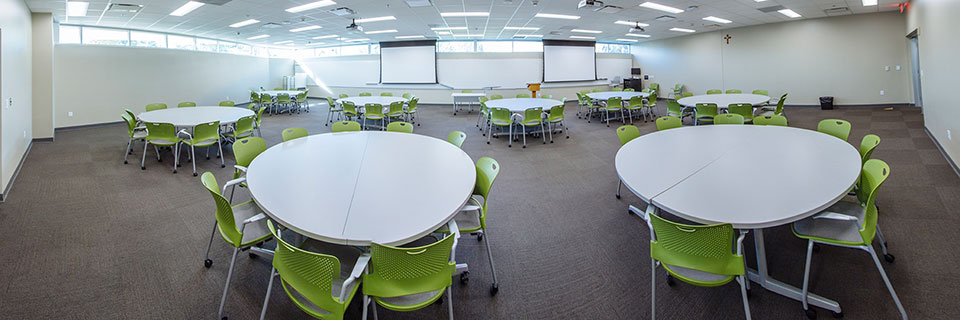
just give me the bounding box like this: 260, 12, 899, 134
896, 65, 901, 71
949, 130, 952, 140
6, 98, 12, 109
880, 90, 885, 96
22, 131, 26, 138
68, 112, 73, 117
884, 66, 890, 71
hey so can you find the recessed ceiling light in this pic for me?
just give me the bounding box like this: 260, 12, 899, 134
440, 12, 489, 17
669, 27, 695, 33
312, 35, 338, 39
290, 25, 322, 32
862, 0, 878, 5
247, 34, 270, 40
504, 26, 540, 31
431, 27, 468, 30
170, 1, 204, 16
305, 42, 326, 46
230, 19, 259, 28
66, 1, 89, 16
535, 13, 581, 20
275, 40, 294, 44
753, 0, 766, 2
285, 0, 336, 13
571, 29, 602, 34
355, 16, 396, 23
616, 38, 639, 42
625, 33, 651, 38
702, 16, 732, 24
639, 2, 684, 14
570, 35, 595, 39
614, 20, 649, 27
286, 43, 295, 46
453, 34, 484, 37
365, 29, 398, 34
436, 31, 452, 35
395, 35, 425, 39
521, 34, 544, 38
345, 38, 370, 42
778, 9, 801, 18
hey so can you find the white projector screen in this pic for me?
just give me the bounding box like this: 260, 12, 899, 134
380, 41, 438, 84
543, 40, 597, 82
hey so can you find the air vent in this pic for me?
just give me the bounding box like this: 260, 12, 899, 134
193, 0, 231, 5
405, 0, 433, 8
557, 26, 576, 30
107, 3, 142, 13
549, 31, 562, 35
824, 6, 852, 16
328, 7, 355, 16
595, 5, 623, 13
261, 22, 284, 29
757, 5, 786, 13
654, 15, 675, 22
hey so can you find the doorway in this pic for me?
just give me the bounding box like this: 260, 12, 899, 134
907, 29, 922, 109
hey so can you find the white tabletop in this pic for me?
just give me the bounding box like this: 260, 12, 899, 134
483, 98, 564, 113
340, 96, 407, 106
616, 125, 861, 229
138, 107, 254, 127
246, 132, 476, 246
586, 91, 649, 100
676, 93, 769, 108
258, 90, 303, 96
452, 93, 487, 98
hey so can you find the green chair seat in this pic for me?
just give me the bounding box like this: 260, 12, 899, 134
706, 90, 722, 95
447, 131, 467, 148
332, 121, 361, 132
753, 115, 788, 126
178, 102, 197, 108
714, 113, 745, 125
817, 119, 852, 141
282, 128, 308, 141
694, 103, 718, 125
386, 122, 413, 133
655, 116, 682, 131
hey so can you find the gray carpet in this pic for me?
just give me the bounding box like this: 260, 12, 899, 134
1, 99, 956, 319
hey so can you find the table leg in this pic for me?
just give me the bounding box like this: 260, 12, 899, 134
748, 228, 842, 313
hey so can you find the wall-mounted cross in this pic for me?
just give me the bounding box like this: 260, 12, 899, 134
724, 34, 732, 44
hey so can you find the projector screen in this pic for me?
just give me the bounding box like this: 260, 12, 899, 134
380, 40, 438, 84
543, 40, 597, 82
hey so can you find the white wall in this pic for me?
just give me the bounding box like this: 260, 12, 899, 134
906, 0, 960, 163
54, 45, 293, 127
0, 0, 34, 193
632, 12, 912, 105
31, 12, 54, 139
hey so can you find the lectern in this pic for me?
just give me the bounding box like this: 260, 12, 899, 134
527, 83, 541, 98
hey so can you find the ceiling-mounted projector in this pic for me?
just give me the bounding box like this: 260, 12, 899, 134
630, 22, 645, 33
577, 0, 603, 10
346, 19, 363, 34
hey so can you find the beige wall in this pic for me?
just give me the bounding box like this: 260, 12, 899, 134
632, 12, 912, 106
54, 44, 294, 127
31, 12, 54, 139
906, 0, 960, 163
0, 0, 34, 193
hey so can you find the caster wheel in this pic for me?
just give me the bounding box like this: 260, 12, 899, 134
487, 142, 490, 144
193, 173, 198, 176
551, 141, 554, 143
746, 288, 752, 298
221, 164, 226, 168
832, 311, 844, 319
141, 166, 146, 170
522, 146, 526, 148
460, 271, 470, 284
665, 274, 676, 286
813, 244, 821, 253
222, 317, 228, 320
884, 254, 895, 263
158, 159, 163, 162
508, 145, 512, 148
542, 142, 546, 144
124, 160, 128, 164
805, 308, 817, 319
566, 136, 570, 139
616, 194, 621, 199
204, 259, 213, 268
418, 124, 420, 126
173, 170, 177, 174
490, 284, 499, 296
606, 125, 610, 127
206, 156, 210, 160
249, 252, 258, 259
477, 233, 484, 241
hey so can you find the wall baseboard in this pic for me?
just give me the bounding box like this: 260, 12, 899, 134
781, 103, 916, 109
56, 120, 124, 132
0, 140, 36, 203
925, 127, 960, 179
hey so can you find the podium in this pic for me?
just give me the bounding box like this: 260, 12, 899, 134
527, 83, 541, 98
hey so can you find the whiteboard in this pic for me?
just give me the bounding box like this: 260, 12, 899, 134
380, 45, 437, 84
543, 45, 597, 82
437, 54, 541, 89
297, 56, 380, 87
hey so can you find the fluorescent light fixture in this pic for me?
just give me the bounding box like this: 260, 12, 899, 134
345, 38, 370, 42
355, 16, 396, 23
669, 27, 695, 33
431, 26, 468, 30
170, 1, 203, 16
229, 19, 259, 28
66, 1, 89, 16
274, 40, 294, 44
626, 33, 651, 38
521, 34, 544, 38
616, 38, 639, 42
504, 26, 540, 31
290, 25, 322, 32
535, 13, 580, 20
453, 34, 484, 37
247, 34, 270, 40
569, 35, 595, 39
778, 9, 801, 18
441, 12, 489, 17
862, 0, 878, 5
286, 43, 295, 46
571, 29, 602, 34
703, 16, 732, 24
639, 2, 684, 14
615, 20, 649, 27
395, 35, 425, 39
754, 0, 767, 2
312, 35, 338, 39
305, 42, 326, 46
365, 29, 398, 34
436, 31, 452, 35
285, 0, 336, 13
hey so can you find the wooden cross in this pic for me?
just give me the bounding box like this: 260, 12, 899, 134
723, 34, 732, 44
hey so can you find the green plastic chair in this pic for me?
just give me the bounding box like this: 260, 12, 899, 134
860, 134, 881, 164
792, 159, 906, 319
760, 93, 788, 116
363, 103, 385, 130
592, 88, 604, 93
477, 100, 490, 130
140, 122, 181, 173
199, 172, 273, 319
706, 90, 722, 95
405, 98, 420, 126
219, 101, 235, 107
615, 125, 641, 199
665, 100, 691, 121
753, 115, 788, 126
121, 113, 147, 164
178, 102, 197, 108
339, 93, 349, 99
232, 137, 266, 183
341, 101, 359, 121
645, 213, 750, 319
624, 88, 636, 92
225, 115, 256, 141
714, 113, 745, 125
386, 101, 405, 123
490, 94, 503, 100
694, 103, 718, 125
146, 103, 167, 111
519, 107, 546, 148
725, 89, 742, 94
817, 119, 852, 141
274, 87, 284, 90
655, 116, 682, 131
626, 96, 645, 124
325, 97, 342, 126
540, 94, 553, 99
649, 83, 660, 94
487, 107, 514, 147
516, 93, 531, 98
611, 87, 623, 92
402, 93, 414, 100
447, 131, 467, 148
276, 94, 293, 114
461, 90, 472, 93
681, 92, 694, 98
386, 122, 413, 133
332, 121, 361, 133
728, 104, 755, 123
254, 106, 266, 137
547, 104, 568, 142
359, 92, 372, 97
259, 220, 367, 320
179, 121, 224, 176
604, 97, 624, 127
641, 93, 659, 123
380, 92, 393, 97
362, 233, 457, 319
260, 93, 274, 112
752, 89, 769, 96
250, 91, 261, 105
296, 92, 309, 113
124, 108, 139, 124
673, 84, 683, 98
282, 127, 308, 141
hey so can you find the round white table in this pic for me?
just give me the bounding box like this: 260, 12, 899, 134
339, 96, 407, 107
246, 131, 476, 246
138, 107, 254, 127
616, 124, 860, 314
484, 98, 564, 113
676, 93, 769, 108
586, 91, 649, 101
258, 90, 303, 96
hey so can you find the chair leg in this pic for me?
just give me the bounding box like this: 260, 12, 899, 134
521, 125, 527, 148
259, 268, 276, 320
203, 221, 218, 267
650, 258, 657, 320
739, 275, 752, 320
172, 144, 179, 174
124, 139, 133, 164
446, 287, 454, 320
362, 295, 369, 320
616, 179, 622, 199
481, 228, 500, 293
540, 123, 546, 144
191, 145, 197, 176
218, 140, 225, 168
801, 240, 814, 312
508, 124, 513, 148
548, 122, 554, 143
141, 142, 149, 169
867, 246, 908, 319
563, 120, 569, 139
876, 225, 891, 256
217, 247, 240, 319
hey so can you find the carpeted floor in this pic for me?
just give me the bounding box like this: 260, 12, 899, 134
0, 99, 956, 319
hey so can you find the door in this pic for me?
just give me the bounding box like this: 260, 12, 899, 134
908, 31, 923, 108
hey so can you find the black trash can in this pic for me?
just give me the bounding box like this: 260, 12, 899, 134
820, 96, 834, 110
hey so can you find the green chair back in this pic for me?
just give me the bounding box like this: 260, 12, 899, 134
359, 92, 372, 97
645, 93, 658, 107
548, 105, 565, 122
490, 94, 503, 100
282, 128, 308, 141
607, 97, 622, 110
342, 101, 358, 117
325, 97, 336, 109
522, 107, 543, 125
146, 103, 167, 112
617, 125, 641, 146
817, 119, 852, 141
666, 100, 684, 117
447, 131, 467, 148
332, 121, 361, 132
190, 121, 221, 145
624, 88, 636, 92
656, 116, 682, 131
725, 89, 742, 94
199, 172, 245, 247
250, 91, 260, 103
387, 101, 404, 117
219, 101, 235, 107
124, 108, 138, 122
727, 104, 755, 120
365, 104, 384, 118
752, 89, 769, 96
753, 115, 788, 126
541, 94, 553, 99
380, 92, 393, 96
402, 93, 413, 99
856, 159, 891, 243
407, 98, 419, 113
461, 90, 472, 93
178, 102, 197, 108
255, 107, 266, 127
474, 157, 499, 221
479, 96, 489, 103
649, 83, 660, 92
260, 93, 272, 103
682, 92, 694, 98
490, 108, 511, 126
234, 116, 255, 137
611, 87, 623, 92
386, 122, 414, 133
859, 134, 881, 164
648, 213, 745, 284
714, 113, 745, 125
121, 114, 139, 137
628, 96, 644, 109
143, 122, 179, 145
233, 137, 266, 171
706, 90, 722, 95
516, 93, 531, 98
695, 103, 719, 118
592, 88, 603, 93
277, 94, 291, 103
773, 93, 787, 115
363, 235, 456, 307
339, 93, 349, 99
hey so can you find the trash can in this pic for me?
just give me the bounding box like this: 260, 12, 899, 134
820, 96, 834, 110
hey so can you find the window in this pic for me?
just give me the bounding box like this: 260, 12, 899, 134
130, 31, 166, 48
252, 46, 269, 57
269, 49, 296, 58
82, 27, 129, 46
197, 38, 218, 52
59, 25, 81, 44
370, 44, 380, 54
512, 41, 543, 52
316, 46, 340, 57
476, 41, 512, 53
596, 43, 631, 54
340, 44, 369, 56
168, 35, 195, 50
218, 41, 249, 55
437, 41, 475, 53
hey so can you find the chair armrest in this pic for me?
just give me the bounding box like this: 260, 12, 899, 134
177, 129, 193, 139
220, 177, 247, 194
340, 253, 372, 301
241, 213, 267, 225
735, 230, 749, 256
460, 204, 481, 212
234, 165, 248, 173
813, 212, 858, 222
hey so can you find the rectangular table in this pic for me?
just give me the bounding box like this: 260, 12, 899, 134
451, 93, 486, 115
